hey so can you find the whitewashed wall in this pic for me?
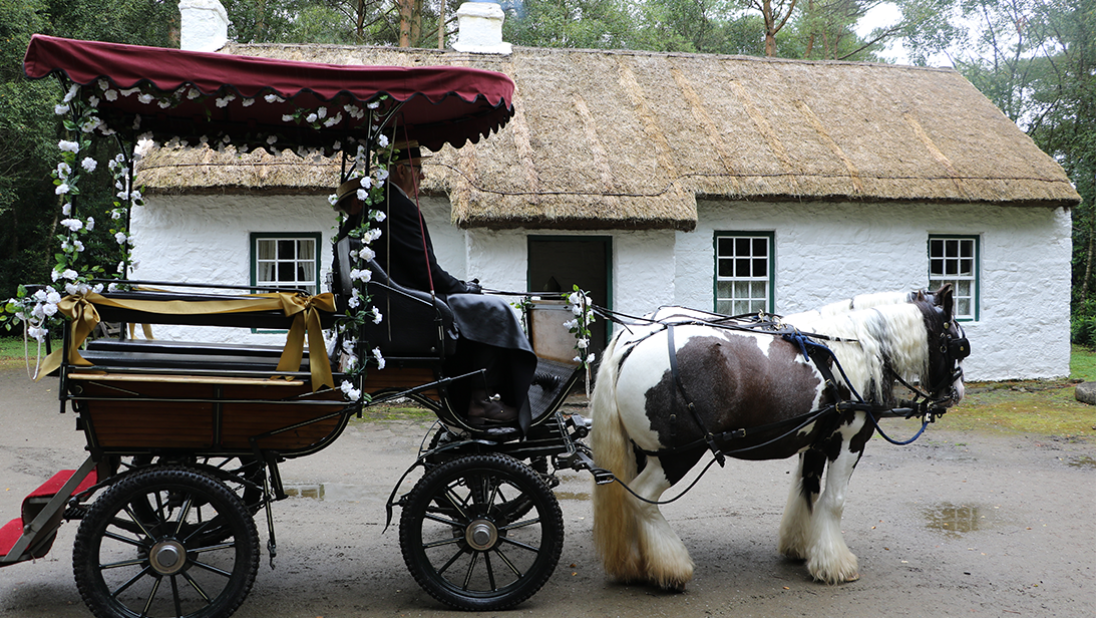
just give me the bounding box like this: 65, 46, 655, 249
676, 199, 1072, 381
131, 194, 1071, 380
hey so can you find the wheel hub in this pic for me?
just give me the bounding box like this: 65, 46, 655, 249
149, 540, 187, 575
465, 519, 498, 551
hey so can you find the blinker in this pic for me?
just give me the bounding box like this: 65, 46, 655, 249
949, 337, 970, 360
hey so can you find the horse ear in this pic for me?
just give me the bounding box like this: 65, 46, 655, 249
914, 290, 927, 302
935, 283, 955, 320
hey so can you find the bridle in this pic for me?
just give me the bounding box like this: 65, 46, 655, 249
890, 315, 970, 415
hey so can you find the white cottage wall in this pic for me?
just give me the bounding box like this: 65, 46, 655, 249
675, 199, 1071, 381
130, 194, 338, 345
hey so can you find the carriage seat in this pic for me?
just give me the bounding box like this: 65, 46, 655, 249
82, 339, 324, 373
332, 236, 457, 359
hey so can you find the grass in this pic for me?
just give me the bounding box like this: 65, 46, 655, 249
2, 337, 1093, 441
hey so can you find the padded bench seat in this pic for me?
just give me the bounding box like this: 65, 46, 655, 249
82, 339, 320, 373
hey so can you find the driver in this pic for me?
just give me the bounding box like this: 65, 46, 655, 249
334, 141, 537, 431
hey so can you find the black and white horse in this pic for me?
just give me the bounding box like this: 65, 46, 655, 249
590, 287, 967, 589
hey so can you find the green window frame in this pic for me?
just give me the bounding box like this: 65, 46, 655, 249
714, 232, 774, 315
928, 235, 979, 321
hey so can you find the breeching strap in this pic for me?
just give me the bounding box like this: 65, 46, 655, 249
666, 325, 726, 467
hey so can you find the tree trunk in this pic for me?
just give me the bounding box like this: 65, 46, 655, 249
399, 0, 413, 47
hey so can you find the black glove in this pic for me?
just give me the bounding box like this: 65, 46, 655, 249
462, 279, 482, 294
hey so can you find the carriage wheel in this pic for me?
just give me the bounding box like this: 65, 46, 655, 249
399, 453, 564, 611
72, 466, 259, 618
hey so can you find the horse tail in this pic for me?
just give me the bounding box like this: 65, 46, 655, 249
591, 333, 642, 581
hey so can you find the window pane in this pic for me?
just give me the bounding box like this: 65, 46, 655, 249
277, 240, 294, 259
718, 259, 733, 278
716, 280, 733, 298
735, 238, 750, 255
717, 237, 733, 257
945, 240, 958, 258
752, 258, 766, 277
298, 239, 315, 257
958, 258, 973, 276
734, 281, 749, 298
752, 238, 767, 256
277, 262, 294, 281
735, 258, 749, 277
733, 300, 749, 314
257, 262, 274, 283
257, 240, 275, 260
752, 281, 766, 298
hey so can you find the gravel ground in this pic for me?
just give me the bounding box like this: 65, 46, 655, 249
1, 367, 1093, 618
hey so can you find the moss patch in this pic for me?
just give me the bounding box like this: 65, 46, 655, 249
939, 380, 1095, 442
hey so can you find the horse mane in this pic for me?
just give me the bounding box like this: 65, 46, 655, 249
789, 290, 918, 322
784, 303, 930, 402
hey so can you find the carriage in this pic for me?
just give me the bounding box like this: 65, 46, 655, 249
1, 35, 599, 616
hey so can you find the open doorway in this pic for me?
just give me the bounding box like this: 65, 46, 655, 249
527, 236, 612, 358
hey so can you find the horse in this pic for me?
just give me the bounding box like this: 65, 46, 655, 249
590, 286, 967, 589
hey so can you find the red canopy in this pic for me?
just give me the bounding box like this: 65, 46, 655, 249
23, 34, 515, 153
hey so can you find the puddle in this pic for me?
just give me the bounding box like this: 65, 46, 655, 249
923, 502, 993, 537
554, 491, 590, 501
284, 484, 325, 500
1067, 455, 1096, 469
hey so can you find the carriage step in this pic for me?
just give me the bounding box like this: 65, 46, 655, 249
0, 467, 98, 567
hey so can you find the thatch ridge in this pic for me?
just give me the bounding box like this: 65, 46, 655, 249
137, 43, 1080, 230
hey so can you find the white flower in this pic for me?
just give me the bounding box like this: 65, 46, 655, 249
107, 283, 120, 292
137, 93, 154, 104
42, 302, 58, 317
574, 355, 583, 363
46, 291, 61, 304
264, 94, 284, 104
577, 338, 589, 349
81, 157, 97, 172
98, 79, 109, 91
58, 140, 79, 153
360, 176, 373, 190
57, 162, 71, 178
27, 326, 47, 342
374, 167, 389, 182
80, 117, 101, 133
54, 103, 70, 115
111, 209, 123, 220
305, 113, 318, 124
64, 84, 79, 103
104, 89, 118, 101
365, 228, 382, 243
114, 232, 127, 245
51, 269, 61, 282
87, 96, 99, 107
563, 319, 578, 330
323, 113, 343, 128
92, 283, 104, 293
587, 352, 596, 364
370, 210, 386, 223
340, 380, 361, 401
33, 289, 47, 301
85, 217, 95, 231
267, 135, 278, 145
62, 269, 78, 280
60, 218, 83, 232
377, 134, 389, 148
372, 347, 385, 370
358, 246, 375, 261
327, 193, 339, 206
347, 295, 360, 308
371, 308, 383, 324
356, 188, 367, 201
282, 114, 295, 123
73, 240, 85, 252
317, 107, 327, 119
367, 100, 381, 110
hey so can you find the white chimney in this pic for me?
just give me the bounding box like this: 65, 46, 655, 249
452, 3, 512, 55
179, 0, 229, 52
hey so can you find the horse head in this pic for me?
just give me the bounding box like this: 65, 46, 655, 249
914, 284, 969, 408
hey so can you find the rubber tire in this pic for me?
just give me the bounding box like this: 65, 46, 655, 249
73, 466, 259, 618
399, 453, 564, 611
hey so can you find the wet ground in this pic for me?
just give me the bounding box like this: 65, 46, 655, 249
1, 368, 1093, 617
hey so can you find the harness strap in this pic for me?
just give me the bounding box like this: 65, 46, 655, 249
666, 325, 726, 467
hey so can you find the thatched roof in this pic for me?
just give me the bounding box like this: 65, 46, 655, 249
137, 44, 1081, 231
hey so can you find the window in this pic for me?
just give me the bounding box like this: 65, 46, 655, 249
251, 233, 321, 295
715, 233, 773, 315
929, 235, 978, 321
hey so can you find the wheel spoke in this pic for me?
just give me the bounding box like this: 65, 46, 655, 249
173, 495, 195, 537
170, 574, 183, 617
441, 488, 470, 520
141, 575, 163, 617
123, 506, 156, 539
499, 516, 541, 531
180, 518, 217, 545
181, 570, 213, 604
498, 535, 541, 554
492, 545, 524, 577
422, 511, 462, 527
423, 535, 464, 550
188, 558, 233, 579
99, 556, 147, 570
110, 566, 152, 599
483, 550, 498, 591
188, 540, 236, 554
103, 529, 148, 548
436, 546, 467, 576
462, 550, 480, 590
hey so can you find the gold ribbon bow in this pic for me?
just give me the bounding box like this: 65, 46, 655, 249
272, 292, 336, 391
37, 294, 101, 379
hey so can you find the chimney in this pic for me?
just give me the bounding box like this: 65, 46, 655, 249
452, 2, 512, 55
179, 0, 229, 52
